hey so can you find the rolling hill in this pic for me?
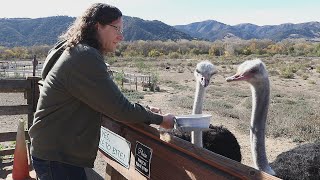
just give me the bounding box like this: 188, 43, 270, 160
0, 16, 319, 47
174, 20, 320, 41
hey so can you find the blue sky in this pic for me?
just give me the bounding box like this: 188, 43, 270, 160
1, 0, 319, 26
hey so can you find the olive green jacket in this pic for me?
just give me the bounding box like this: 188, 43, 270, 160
29, 43, 162, 167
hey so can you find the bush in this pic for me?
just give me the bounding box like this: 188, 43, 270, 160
135, 60, 150, 73
280, 69, 294, 79
280, 66, 297, 79
148, 49, 162, 57
168, 52, 181, 59
113, 70, 125, 86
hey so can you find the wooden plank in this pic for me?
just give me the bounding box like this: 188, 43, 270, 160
0, 79, 31, 92
0, 148, 15, 156
0, 105, 29, 115
100, 116, 280, 180
100, 120, 236, 180
0, 131, 30, 142
85, 168, 104, 180
104, 164, 127, 180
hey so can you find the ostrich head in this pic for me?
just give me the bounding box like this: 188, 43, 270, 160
194, 60, 217, 87
226, 59, 268, 84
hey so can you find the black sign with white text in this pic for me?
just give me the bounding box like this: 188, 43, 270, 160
135, 141, 153, 178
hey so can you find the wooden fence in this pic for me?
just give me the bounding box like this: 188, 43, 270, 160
100, 117, 280, 180
0, 78, 102, 180
0, 77, 280, 180
0, 59, 43, 79
112, 70, 154, 91
0, 77, 40, 167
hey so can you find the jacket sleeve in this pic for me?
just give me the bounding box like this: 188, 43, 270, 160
66, 49, 163, 125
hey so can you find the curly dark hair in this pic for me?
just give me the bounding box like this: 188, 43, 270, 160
59, 3, 122, 52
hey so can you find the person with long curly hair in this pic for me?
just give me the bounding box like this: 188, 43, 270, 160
29, 3, 175, 179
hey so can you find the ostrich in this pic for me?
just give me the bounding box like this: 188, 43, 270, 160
226, 59, 275, 175
271, 140, 320, 179
173, 60, 242, 162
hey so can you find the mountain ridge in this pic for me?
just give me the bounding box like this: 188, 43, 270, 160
174, 20, 320, 41
0, 16, 319, 47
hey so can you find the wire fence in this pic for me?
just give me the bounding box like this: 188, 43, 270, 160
0, 59, 155, 91
0, 60, 43, 79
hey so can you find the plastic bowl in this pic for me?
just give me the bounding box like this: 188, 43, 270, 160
174, 114, 211, 128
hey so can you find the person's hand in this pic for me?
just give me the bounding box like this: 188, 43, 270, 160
160, 113, 175, 129
146, 105, 162, 114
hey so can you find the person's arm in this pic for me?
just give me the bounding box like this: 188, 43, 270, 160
160, 114, 175, 129
66, 49, 169, 126
146, 105, 174, 129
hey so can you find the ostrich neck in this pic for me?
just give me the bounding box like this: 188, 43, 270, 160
250, 78, 271, 171
191, 80, 205, 147
192, 81, 206, 114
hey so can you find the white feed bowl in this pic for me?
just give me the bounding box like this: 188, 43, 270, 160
174, 114, 211, 128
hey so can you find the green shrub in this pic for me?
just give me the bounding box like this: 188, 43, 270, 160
114, 71, 125, 86
122, 90, 145, 102
135, 60, 149, 73
168, 52, 181, 59
280, 66, 295, 79
148, 49, 162, 57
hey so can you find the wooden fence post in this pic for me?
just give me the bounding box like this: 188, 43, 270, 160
26, 76, 41, 129
32, 55, 38, 77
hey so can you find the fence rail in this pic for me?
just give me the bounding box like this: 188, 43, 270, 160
0, 59, 43, 78
0, 77, 279, 179
112, 70, 155, 91
100, 117, 280, 180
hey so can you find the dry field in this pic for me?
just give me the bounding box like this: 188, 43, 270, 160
1, 55, 319, 179
111, 55, 320, 178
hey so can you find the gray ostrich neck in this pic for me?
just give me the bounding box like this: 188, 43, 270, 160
250, 78, 271, 171
192, 80, 205, 114
191, 79, 205, 147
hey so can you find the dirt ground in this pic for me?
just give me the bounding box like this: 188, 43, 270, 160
131, 65, 302, 168
1, 58, 319, 178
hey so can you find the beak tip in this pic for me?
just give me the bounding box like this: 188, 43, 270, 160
225, 77, 232, 82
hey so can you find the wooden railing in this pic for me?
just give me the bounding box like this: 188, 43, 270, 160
0, 77, 40, 157
0, 77, 280, 179
100, 117, 280, 180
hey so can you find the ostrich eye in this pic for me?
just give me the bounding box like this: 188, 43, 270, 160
249, 68, 258, 74
196, 69, 200, 73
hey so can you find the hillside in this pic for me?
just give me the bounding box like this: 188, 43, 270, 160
0, 16, 74, 46
0, 16, 319, 47
123, 16, 193, 41
0, 16, 193, 47
175, 20, 320, 41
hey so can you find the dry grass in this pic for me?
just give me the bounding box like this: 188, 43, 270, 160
118, 55, 320, 142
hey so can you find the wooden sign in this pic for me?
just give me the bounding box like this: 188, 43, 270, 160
99, 126, 131, 168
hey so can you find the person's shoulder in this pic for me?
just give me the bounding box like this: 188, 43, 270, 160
73, 44, 102, 59
69, 44, 105, 68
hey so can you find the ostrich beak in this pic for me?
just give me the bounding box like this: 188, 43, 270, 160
226, 74, 246, 82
